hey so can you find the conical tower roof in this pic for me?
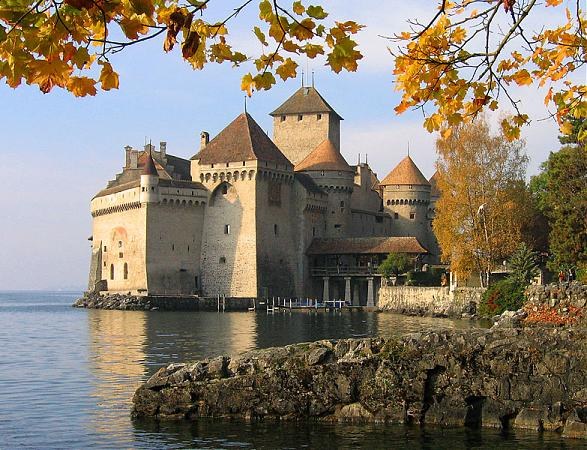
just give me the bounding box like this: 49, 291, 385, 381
270, 86, 342, 120
380, 155, 430, 186
197, 113, 292, 166
294, 139, 353, 173
429, 170, 441, 197
142, 151, 158, 176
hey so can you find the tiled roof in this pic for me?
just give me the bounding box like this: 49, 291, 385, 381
93, 178, 205, 199
294, 139, 353, 173
198, 113, 292, 166
380, 156, 430, 186
306, 236, 428, 255
93, 180, 140, 199
294, 173, 326, 195
270, 86, 342, 119
429, 171, 440, 197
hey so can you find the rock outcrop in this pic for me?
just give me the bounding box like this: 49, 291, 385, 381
132, 327, 587, 438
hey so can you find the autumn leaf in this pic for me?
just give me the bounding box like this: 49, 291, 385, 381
241, 73, 254, 96
99, 62, 119, 90
182, 31, 200, 59
67, 76, 97, 97
129, 0, 154, 17
275, 58, 298, 81
306, 5, 328, 19
28, 59, 72, 93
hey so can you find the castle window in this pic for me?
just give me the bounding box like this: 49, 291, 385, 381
123, 263, 128, 280
224, 224, 230, 235
298, 114, 303, 121
321, 170, 325, 176
110, 264, 114, 280
312, 227, 316, 237
172, 244, 175, 251
243, 161, 246, 166
219, 256, 226, 264
386, 200, 391, 206
334, 224, 341, 229
103, 245, 107, 252
119, 252, 123, 258
221, 185, 228, 195
211, 164, 214, 168
118, 241, 122, 248
281, 115, 286, 122
226, 163, 229, 168
103, 261, 106, 267
194, 276, 198, 288
151, 187, 155, 191
274, 224, 279, 236
340, 201, 345, 208
409, 185, 413, 189
187, 245, 190, 253
394, 212, 399, 219
317, 113, 322, 120
410, 212, 416, 220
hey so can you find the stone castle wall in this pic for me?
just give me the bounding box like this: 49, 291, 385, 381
199, 171, 259, 298
145, 202, 205, 295
378, 285, 484, 317
255, 172, 298, 298
90, 195, 147, 294
273, 112, 340, 165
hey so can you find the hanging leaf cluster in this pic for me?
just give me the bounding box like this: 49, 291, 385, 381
391, 0, 586, 139
0, 0, 363, 96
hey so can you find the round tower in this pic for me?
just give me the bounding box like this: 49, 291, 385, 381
380, 155, 431, 250
295, 139, 354, 237
140, 152, 159, 203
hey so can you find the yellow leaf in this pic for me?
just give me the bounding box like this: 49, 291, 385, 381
275, 58, 298, 81
292, 1, 304, 15
99, 62, 119, 91
67, 76, 97, 97
241, 73, 254, 96
511, 69, 532, 86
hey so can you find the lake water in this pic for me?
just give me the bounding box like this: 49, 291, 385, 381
0, 291, 581, 449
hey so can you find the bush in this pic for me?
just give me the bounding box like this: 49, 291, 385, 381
406, 269, 444, 286
478, 279, 525, 317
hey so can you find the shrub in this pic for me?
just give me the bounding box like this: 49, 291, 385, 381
406, 269, 444, 286
478, 279, 525, 317
508, 243, 539, 286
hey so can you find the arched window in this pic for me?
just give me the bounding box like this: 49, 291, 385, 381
110, 264, 114, 280
123, 263, 128, 280
222, 184, 228, 195
386, 199, 391, 206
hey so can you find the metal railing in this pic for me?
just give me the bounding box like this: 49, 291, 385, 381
310, 266, 381, 277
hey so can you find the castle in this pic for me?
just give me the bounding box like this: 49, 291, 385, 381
87, 86, 440, 306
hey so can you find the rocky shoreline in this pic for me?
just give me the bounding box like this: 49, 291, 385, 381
132, 326, 587, 439
72, 291, 254, 311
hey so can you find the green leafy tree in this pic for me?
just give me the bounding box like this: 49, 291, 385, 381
508, 243, 538, 286
378, 253, 409, 278
531, 123, 587, 276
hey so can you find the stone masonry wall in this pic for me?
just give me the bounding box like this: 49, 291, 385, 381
378, 286, 484, 317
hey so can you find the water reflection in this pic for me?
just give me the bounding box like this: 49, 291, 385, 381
85, 309, 484, 445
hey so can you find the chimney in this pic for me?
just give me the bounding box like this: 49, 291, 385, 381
144, 143, 155, 154
129, 151, 138, 169
200, 131, 209, 150
124, 145, 132, 167
160, 141, 167, 158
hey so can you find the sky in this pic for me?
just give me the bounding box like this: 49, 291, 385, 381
0, 1, 570, 290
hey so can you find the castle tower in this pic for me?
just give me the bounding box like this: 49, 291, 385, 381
139, 152, 159, 203
295, 139, 354, 237
380, 155, 432, 253
270, 86, 342, 165
195, 113, 296, 298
